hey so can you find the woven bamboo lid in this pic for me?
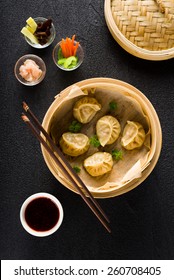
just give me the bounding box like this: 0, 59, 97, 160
105, 0, 174, 60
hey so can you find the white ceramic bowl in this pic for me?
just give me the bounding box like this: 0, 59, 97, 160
20, 192, 63, 237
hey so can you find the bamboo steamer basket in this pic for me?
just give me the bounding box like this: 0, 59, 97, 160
41, 78, 162, 198
104, 0, 174, 60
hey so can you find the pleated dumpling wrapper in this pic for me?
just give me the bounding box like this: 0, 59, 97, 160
59, 132, 90, 156
84, 152, 114, 177
73, 96, 101, 123
96, 115, 121, 146
121, 121, 146, 150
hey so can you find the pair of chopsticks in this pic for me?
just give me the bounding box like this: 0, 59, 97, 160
21, 102, 111, 233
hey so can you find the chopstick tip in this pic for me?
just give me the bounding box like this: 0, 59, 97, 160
21, 113, 29, 122
22, 101, 29, 112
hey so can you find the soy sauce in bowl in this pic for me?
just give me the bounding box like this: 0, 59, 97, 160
25, 197, 59, 231
20, 193, 63, 237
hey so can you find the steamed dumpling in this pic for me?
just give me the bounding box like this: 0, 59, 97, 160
121, 121, 146, 150
59, 132, 90, 156
96, 115, 121, 147
84, 152, 113, 177
73, 96, 101, 123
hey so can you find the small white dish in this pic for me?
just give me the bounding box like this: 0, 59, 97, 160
20, 192, 63, 237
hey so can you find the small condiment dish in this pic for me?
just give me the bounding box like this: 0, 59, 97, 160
20, 192, 63, 237
14, 54, 46, 86
52, 41, 84, 71
24, 17, 56, 49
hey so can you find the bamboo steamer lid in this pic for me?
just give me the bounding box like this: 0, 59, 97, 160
104, 0, 174, 60
41, 78, 162, 198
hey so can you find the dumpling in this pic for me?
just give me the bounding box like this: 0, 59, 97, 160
96, 115, 121, 147
59, 132, 90, 156
73, 96, 101, 123
84, 152, 113, 177
121, 121, 146, 150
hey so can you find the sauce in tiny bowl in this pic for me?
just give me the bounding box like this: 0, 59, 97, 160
20, 193, 63, 237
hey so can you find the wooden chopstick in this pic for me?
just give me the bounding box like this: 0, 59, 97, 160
21, 103, 111, 233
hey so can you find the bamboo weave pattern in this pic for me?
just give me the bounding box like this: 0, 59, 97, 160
111, 0, 174, 50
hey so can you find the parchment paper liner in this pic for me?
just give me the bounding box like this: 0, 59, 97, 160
42, 78, 161, 198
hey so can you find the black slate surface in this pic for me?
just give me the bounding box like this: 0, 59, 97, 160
0, 0, 174, 260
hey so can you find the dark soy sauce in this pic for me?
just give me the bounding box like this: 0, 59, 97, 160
25, 197, 59, 231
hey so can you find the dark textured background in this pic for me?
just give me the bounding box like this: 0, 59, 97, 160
1, 0, 174, 260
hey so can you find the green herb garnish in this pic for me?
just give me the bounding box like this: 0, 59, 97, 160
73, 166, 81, 173
109, 101, 118, 111
90, 135, 101, 147
111, 149, 123, 161
69, 120, 82, 133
